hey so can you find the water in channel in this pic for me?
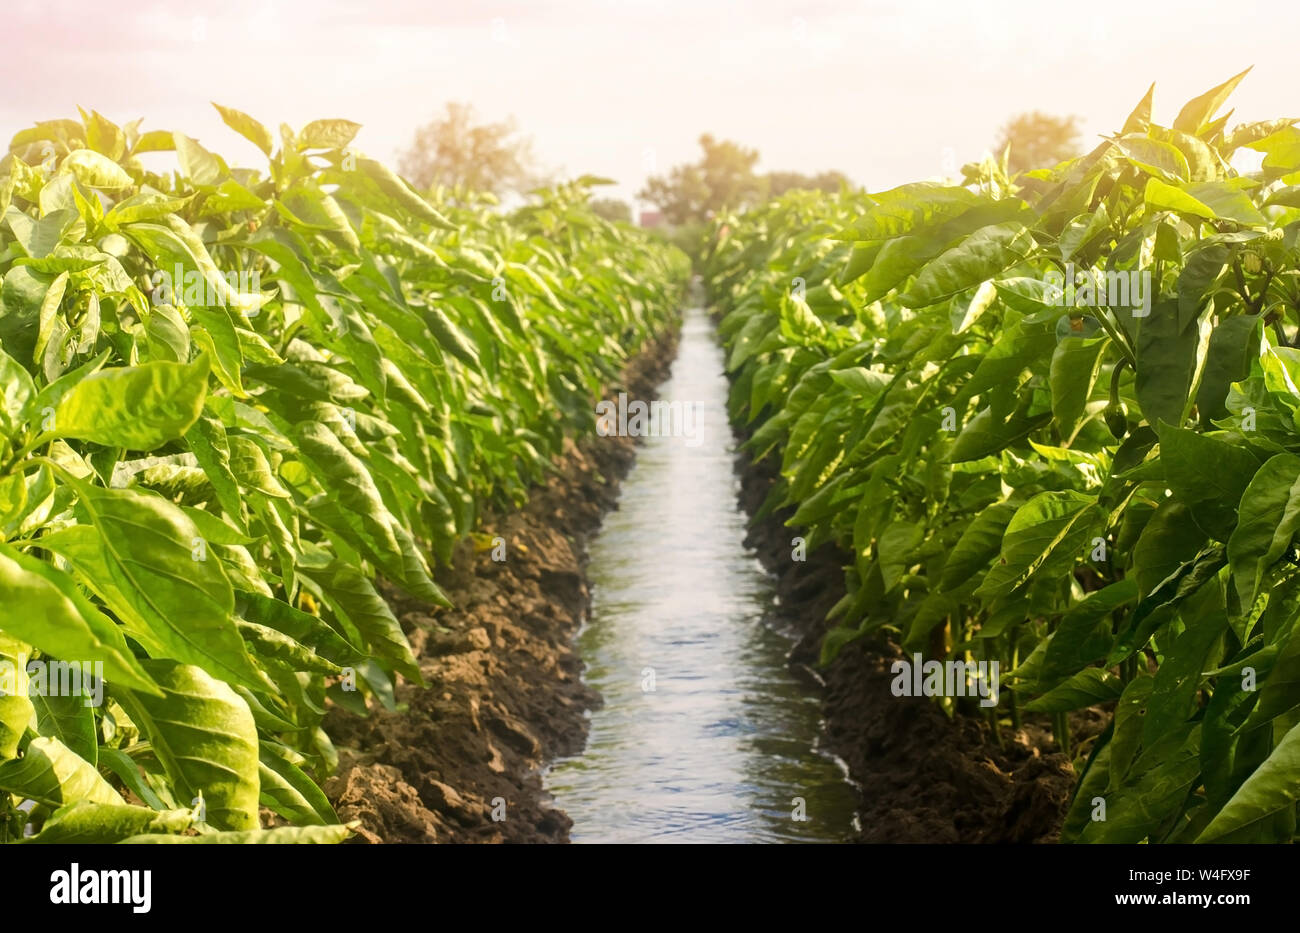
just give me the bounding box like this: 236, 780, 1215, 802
544, 305, 860, 843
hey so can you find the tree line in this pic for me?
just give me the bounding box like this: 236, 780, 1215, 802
395, 102, 1083, 234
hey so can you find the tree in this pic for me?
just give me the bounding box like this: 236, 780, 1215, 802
638, 134, 765, 225
994, 111, 1083, 173
763, 170, 852, 197
589, 198, 632, 223
398, 102, 539, 196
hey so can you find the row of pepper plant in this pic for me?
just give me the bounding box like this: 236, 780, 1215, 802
704, 71, 1300, 842
0, 106, 688, 842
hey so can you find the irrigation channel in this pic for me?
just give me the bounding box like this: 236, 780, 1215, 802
544, 306, 860, 842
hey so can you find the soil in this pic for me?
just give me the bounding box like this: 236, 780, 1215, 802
733, 441, 1107, 843
325, 305, 1102, 845
322, 327, 680, 843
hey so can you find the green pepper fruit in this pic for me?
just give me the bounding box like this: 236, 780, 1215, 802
1104, 400, 1128, 438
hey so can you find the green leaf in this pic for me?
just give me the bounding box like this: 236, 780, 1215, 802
948, 405, 1051, 462
0, 266, 58, 363
1142, 576, 1226, 745
61, 149, 132, 189
423, 306, 480, 368
227, 434, 291, 498
1160, 425, 1260, 542
298, 559, 420, 683
54, 355, 209, 450
900, 222, 1035, 308
97, 747, 167, 810
236, 619, 340, 675
1050, 336, 1107, 439
0, 345, 36, 438
1106, 675, 1155, 789
1224, 119, 1298, 153
357, 157, 455, 229
839, 183, 981, 241
1112, 135, 1189, 183
186, 411, 247, 524
105, 192, 194, 227
1058, 202, 1112, 260
125, 217, 257, 317
83, 109, 125, 160
212, 103, 274, 156
975, 491, 1103, 601
1132, 501, 1202, 597
0, 737, 123, 809
1110, 546, 1226, 664
1023, 667, 1124, 712
23, 801, 193, 843
235, 591, 363, 667
1254, 127, 1300, 172
144, 302, 191, 363
840, 241, 884, 285
293, 422, 446, 605
174, 134, 227, 187
828, 367, 892, 396
1176, 243, 1229, 329
0, 636, 33, 761
31, 690, 97, 766
1077, 724, 1201, 843
134, 131, 175, 155
877, 521, 923, 591
183, 506, 257, 546
1198, 719, 1300, 842
959, 313, 1057, 401
32, 269, 69, 369
1197, 315, 1260, 423
1243, 592, 1300, 731
1173, 68, 1251, 135
855, 206, 1036, 303
51, 482, 263, 692
118, 660, 260, 832
940, 501, 1018, 591
1144, 178, 1266, 227
1134, 299, 1208, 433
951, 279, 998, 333
298, 119, 361, 150
1228, 454, 1300, 608
0, 541, 159, 695
1041, 579, 1135, 680
258, 741, 338, 825
1121, 83, 1155, 134
7, 208, 80, 260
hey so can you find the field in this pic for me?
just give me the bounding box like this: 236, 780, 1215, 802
2, 58, 1300, 878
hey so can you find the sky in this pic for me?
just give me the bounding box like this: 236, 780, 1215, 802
2, 0, 1298, 209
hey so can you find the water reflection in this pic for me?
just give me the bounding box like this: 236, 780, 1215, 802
544, 307, 859, 843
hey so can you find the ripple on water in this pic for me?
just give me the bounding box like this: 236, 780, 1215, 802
544, 308, 859, 843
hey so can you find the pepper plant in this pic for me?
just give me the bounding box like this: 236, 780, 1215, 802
706, 71, 1300, 843
0, 106, 687, 842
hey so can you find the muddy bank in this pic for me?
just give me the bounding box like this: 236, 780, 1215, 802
322, 326, 680, 843
733, 438, 1098, 844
